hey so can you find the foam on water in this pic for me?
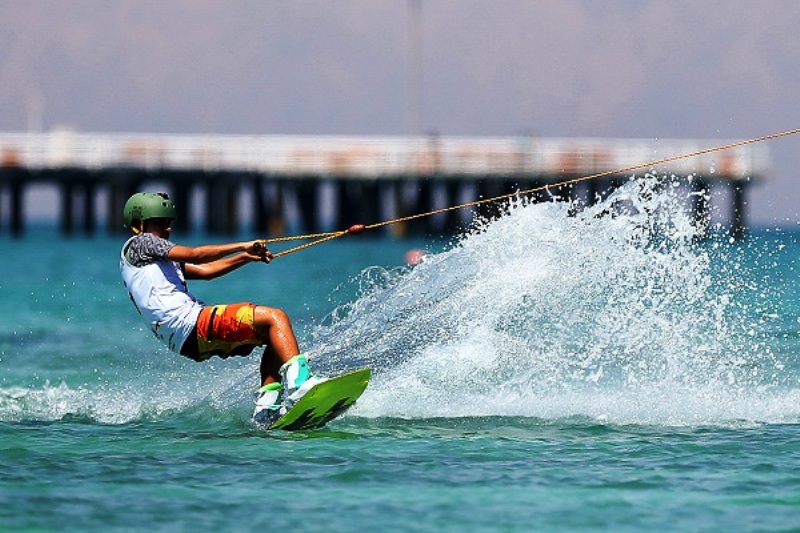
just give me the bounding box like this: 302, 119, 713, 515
312, 176, 798, 426
2, 176, 797, 428
0, 368, 255, 425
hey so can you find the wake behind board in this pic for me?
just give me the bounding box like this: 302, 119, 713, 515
267, 367, 371, 431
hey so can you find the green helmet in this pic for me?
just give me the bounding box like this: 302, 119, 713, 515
123, 192, 177, 229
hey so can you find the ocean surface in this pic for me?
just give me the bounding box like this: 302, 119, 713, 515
2, 178, 800, 532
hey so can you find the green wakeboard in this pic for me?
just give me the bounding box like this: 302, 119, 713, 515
267, 367, 371, 431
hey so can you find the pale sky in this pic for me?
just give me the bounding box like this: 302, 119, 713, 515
2, 0, 800, 226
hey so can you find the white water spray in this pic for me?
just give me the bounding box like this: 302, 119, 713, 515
2, 176, 795, 427
313, 176, 795, 425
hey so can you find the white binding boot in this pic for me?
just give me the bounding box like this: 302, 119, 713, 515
253, 382, 285, 426
280, 354, 327, 409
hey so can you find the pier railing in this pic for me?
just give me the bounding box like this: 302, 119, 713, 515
0, 130, 769, 178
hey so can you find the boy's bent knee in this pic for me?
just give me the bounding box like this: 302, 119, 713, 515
255, 306, 291, 326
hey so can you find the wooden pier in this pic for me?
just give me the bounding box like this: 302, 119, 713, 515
0, 131, 769, 238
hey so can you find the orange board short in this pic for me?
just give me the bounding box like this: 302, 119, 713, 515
189, 303, 263, 361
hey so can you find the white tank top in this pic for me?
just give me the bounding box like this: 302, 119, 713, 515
120, 235, 203, 353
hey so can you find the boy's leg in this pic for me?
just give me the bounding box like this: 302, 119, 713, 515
252, 305, 324, 410
253, 306, 300, 385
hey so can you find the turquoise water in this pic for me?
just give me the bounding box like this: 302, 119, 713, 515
2, 178, 800, 531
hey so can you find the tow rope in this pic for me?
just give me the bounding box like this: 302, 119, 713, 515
259, 128, 800, 258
